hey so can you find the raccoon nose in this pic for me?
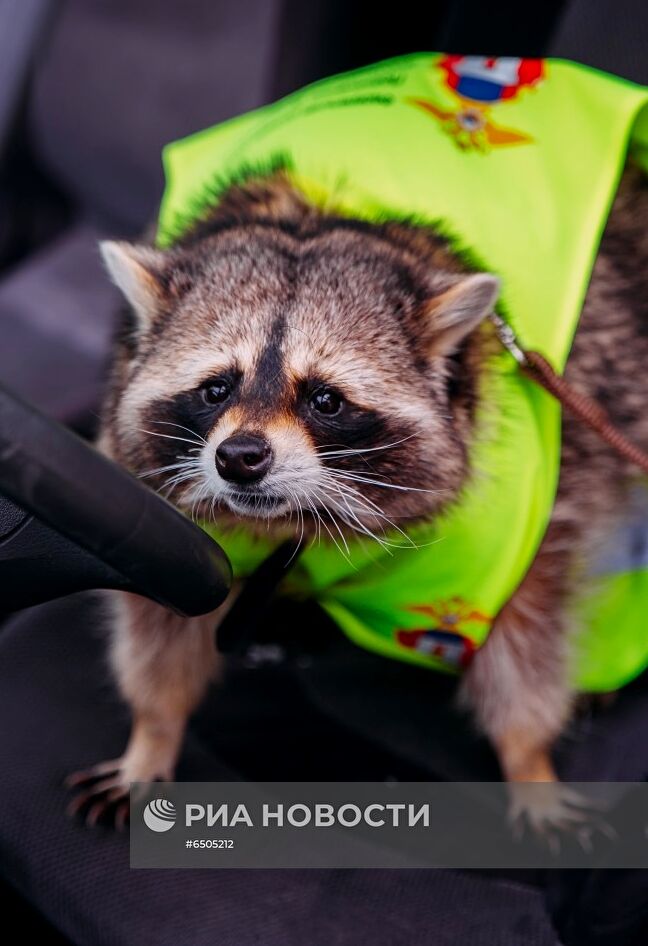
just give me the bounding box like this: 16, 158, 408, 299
215, 433, 273, 484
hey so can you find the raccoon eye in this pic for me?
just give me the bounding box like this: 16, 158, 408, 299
310, 386, 342, 416
201, 379, 231, 406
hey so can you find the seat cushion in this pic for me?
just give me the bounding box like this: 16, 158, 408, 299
0, 223, 120, 424
0, 593, 560, 946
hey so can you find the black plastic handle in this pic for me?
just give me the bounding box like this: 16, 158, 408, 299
0, 384, 232, 616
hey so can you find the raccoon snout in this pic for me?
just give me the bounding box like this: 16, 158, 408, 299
215, 433, 273, 484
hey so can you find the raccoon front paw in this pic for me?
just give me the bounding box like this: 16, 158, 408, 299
507, 782, 613, 853
65, 756, 174, 830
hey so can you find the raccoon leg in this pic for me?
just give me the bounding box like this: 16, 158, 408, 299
66, 592, 227, 827
457, 535, 588, 835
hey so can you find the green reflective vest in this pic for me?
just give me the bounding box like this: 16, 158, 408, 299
157, 54, 648, 691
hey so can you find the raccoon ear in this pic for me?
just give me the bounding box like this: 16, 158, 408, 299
424, 273, 500, 356
100, 241, 169, 330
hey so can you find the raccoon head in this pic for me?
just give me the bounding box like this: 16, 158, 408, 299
101, 205, 499, 546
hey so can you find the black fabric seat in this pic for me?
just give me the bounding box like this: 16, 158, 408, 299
0, 593, 562, 946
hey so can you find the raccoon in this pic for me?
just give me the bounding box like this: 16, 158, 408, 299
67, 167, 648, 831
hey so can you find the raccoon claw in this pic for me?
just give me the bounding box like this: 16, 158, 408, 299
64, 758, 122, 789
507, 783, 613, 852
65, 759, 169, 829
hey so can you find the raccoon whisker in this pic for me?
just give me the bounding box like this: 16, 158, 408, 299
284, 490, 307, 565
140, 428, 207, 449
286, 490, 306, 568
324, 467, 444, 495
286, 474, 402, 552
325, 479, 423, 550
292, 468, 385, 524
187, 480, 212, 523
313, 441, 353, 453
307, 495, 332, 550
324, 477, 386, 518
199, 484, 214, 521
308, 493, 354, 564
332, 486, 442, 552
148, 420, 208, 444
334, 500, 400, 551
176, 480, 198, 509
327, 479, 441, 550
297, 497, 307, 553
316, 434, 417, 458
307, 495, 333, 546
326, 470, 428, 493
138, 457, 202, 479
343, 501, 425, 550
162, 477, 200, 499
155, 468, 203, 500
290, 490, 306, 550
326, 490, 395, 555
192, 487, 208, 522
158, 475, 183, 500
327, 470, 416, 512
286, 485, 323, 548
303, 496, 321, 544
284, 492, 294, 529
325, 467, 393, 484
319, 472, 387, 517
285, 525, 303, 566
159, 463, 203, 488
309, 489, 351, 554
264, 494, 276, 527
311, 441, 377, 470
316, 479, 390, 540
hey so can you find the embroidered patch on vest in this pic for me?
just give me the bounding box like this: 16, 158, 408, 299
408, 55, 545, 152
395, 598, 491, 668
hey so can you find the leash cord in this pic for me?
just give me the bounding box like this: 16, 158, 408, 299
489, 313, 648, 476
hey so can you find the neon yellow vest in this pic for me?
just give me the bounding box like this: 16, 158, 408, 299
156, 54, 648, 692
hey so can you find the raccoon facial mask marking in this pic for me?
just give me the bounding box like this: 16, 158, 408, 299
139, 367, 400, 522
